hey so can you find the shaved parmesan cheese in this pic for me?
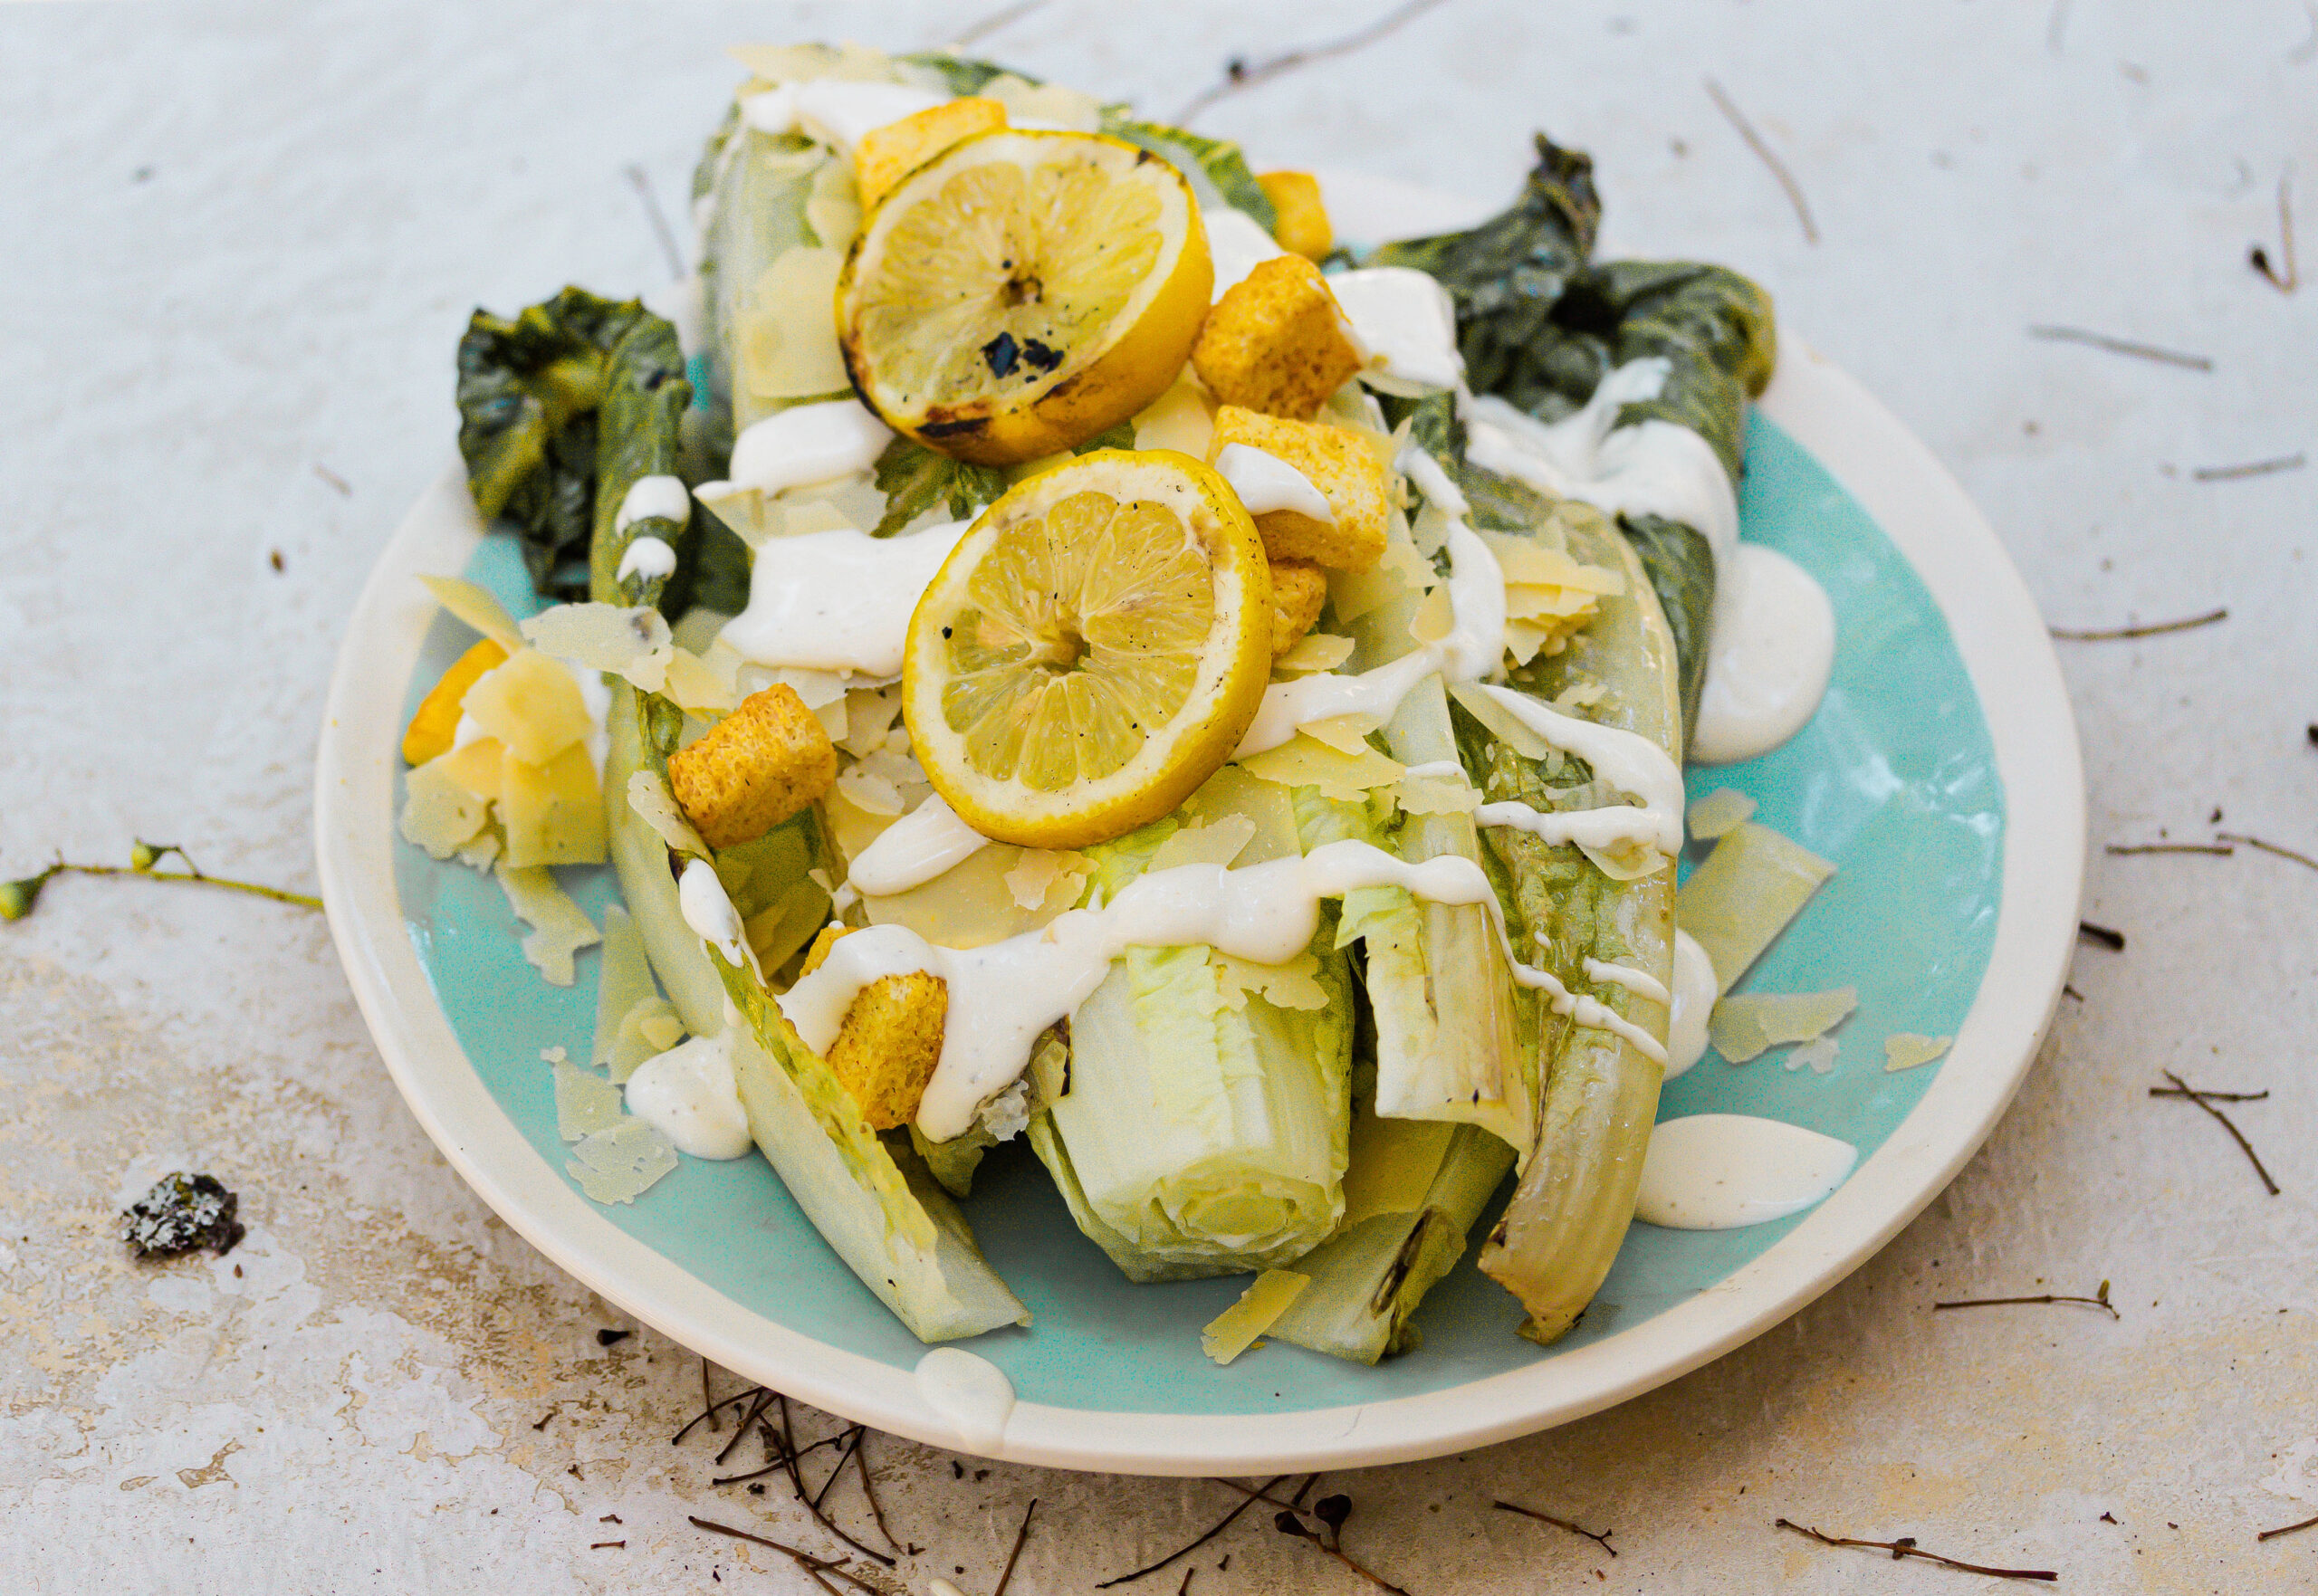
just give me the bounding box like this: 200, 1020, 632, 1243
836, 766, 904, 816
1329, 537, 1432, 626
455, 829, 502, 871
1885, 1033, 1952, 1073
399, 759, 491, 859
591, 904, 657, 1071
419, 574, 522, 651
1687, 788, 1758, 841
739, 247, 849, 399
1200, 1269, 1310, 1365
1273, 631, 1355, 675
627, 769, 708, 857
1132, 377, 1215, 456
1408, 584, 1454, 646
1002, 848, 1090, 912
1394, 768, 1478, 815
1215, 949, 1329, 1012
521, 603, 672, 676
431, 736, 505, 803
1709, 986, 1857, 1064
662, 649, 736, 713
495, 863, 600, 986
1676, 822, 1836, 996
1240, 734, 1405, 801
980, 72, 1103, 132
1297, 712, 1384, 757
1552, 680, 1605, 710
1786, 1036, 1840, 1074
838, 686, 903, 759
500, 743, 606, 869
609, 996, 685, 1082
1447, 679, 1553, 760
566, 1119, 680, 1205
463, 648, 591, 764
555, 1060, 627, 1141
805, 153, 861, 247
1151, 815, 1260, 875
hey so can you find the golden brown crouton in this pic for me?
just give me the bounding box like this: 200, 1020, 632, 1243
1210, 406, 1390, 572
1268, 559, 1329, 657
854, 97, 1007, 212
667, 683, 838, 849
1256, 170, 1333, 260
799, 922, 848, 977
1192, 255, 1365, 420
827, 970, 949, 1131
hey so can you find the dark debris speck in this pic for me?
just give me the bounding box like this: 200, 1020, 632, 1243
121, 1172, 244, 1257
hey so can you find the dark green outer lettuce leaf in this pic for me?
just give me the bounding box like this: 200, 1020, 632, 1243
1097, 116, 1278, 233
588, 311, 695, 611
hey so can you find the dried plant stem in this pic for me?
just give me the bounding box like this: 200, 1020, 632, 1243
2105, 842, 2234, 856
2077, 922, 2126, 951
2260, 1511, 2318, 1543
2251, 171, 2299, 291
850, 1429, 904, 1553
2028, 324, 2213, 370
688, 1517, 877, 1595
1704, 78, 1818, 243
2159, 1070, 2281, 1195
4, 851, 321, 921
993, 1499, 1038, 1596
2150, 1085, 2267, 1103
1096, 1477, 1291, 1588
623, 164, 685, 282
2216, 832, 2318, 873
2050, 607, 2227, 640
2193, 453, 2304, 482
943, 0, 1047, 50
1494, 1499, 1617, 1554
1174, 0, 1452, 124
1935, 1279, 2117, 1319
1774, 1518, 2057, 1581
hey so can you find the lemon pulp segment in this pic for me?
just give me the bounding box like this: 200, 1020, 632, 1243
902, 451, 1271, 848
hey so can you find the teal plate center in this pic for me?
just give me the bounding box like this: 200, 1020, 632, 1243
394, 412, 2002, 1416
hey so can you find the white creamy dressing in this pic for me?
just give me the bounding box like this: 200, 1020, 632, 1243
1584, 957, 1670, 1006
678, 858, 757, 975
848, 794, 991, 896
721, 520, 969, 675
1690, 543, 1837, 765
783, 839, 1510, 1141
1233, 451, 1505, 759
1634, 1113, 1857, 1228
614, 473, 692, 537
1213, 443, 1336, 523
1467, 683, 1686, 859
719, 398, 895, 499
1465, 362, 1740, 580
1506, 957, 1670, 1065
1205, 206, 1291, 300
560, 659, 613, 779
1398, 759, 1467, 781
1662, 928, 1716, 1079
1327, 267, 1466, 391
615, 535, 678, 584
623, 1033, 753, 1159
913, 1348, 1015, 1454
741, 81, 945, 149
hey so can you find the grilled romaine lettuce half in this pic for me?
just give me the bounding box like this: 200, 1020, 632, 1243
1025, 800, 1355, 1282
1370, 135, 1776, 735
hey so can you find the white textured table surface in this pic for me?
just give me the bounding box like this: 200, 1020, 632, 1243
3, 3, 2313, 1591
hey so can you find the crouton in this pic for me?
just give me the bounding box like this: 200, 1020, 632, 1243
402, 637, 509, 766
1192, 255, 1365, 419
799, 922, 847, 977
827, 970, 948, 1130
1268, 559, 1329, 657
1256, 170, 1333, 260
1210, 406, 1390, 572
854, 97, 1008, 212
667, 683, 838, 849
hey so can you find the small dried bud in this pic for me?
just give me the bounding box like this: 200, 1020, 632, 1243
1314, 1494, 1353, 1532
1273, 1510, 1313, 1540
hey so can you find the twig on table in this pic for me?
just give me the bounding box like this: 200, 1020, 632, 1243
1774, 1518, 2057, 1581
2260, 1510, 2318, 1543
2077, 922, 2126, 951
2158, 1070, 2280, 1195
700, 1358, 721, 1434
2105, 842, 2234, 856
688, 1516, 878, 1595
943, 0, 1047, 49
3, 841, 321, 922
850, 1428, 906, 1553
1704, 77, 1818, 244
2150, 1085, 2267, 1103
717, 1389, 772, 1467
1173, 0, 1452, 125
2049, 608, 2227, 640
1094, 1477, 1290, 1587
2216, 832, 2318, 873
1935, 1279, 2117, 1319
2028, 324, 2212, 369
2249, 169, 2299, 291
313, 463, 352, 495
2193, 453, 2304, 482
623, 164, 685, 282
993, 1499, 1038, 1596
1494, 1499, 1616, 1554
772, 1396, 896, 1568
809, 1426, 866, 1512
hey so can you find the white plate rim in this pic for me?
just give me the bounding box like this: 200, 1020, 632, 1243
312, 173, 2084, 1477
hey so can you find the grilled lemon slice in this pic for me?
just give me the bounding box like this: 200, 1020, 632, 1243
901, 451, 1271, 848
838, 130, 1212, 466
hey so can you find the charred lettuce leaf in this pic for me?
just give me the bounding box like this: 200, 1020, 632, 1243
1614, 513, 1716, 736
870, 437, 1011, 537
1098, 117, 1278, 233
457, 287, 692, 605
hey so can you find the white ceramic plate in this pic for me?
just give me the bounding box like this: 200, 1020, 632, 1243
314, 173, 2083, 1476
